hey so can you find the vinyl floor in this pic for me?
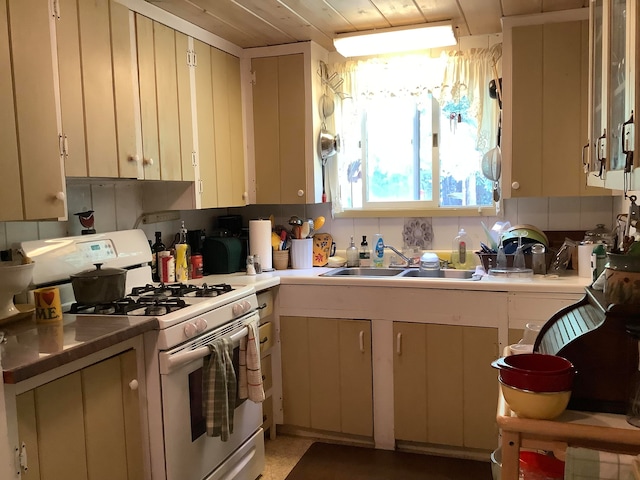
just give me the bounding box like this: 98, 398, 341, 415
262, 434, 493, 480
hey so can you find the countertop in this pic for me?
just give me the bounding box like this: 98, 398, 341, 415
0, 312, 157, 384
220, 268, 593, 294
0, 267, 591, 384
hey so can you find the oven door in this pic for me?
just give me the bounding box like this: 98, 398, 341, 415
159, 312, 264, 480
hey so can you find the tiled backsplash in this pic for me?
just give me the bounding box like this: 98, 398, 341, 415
0, 181, 621, 261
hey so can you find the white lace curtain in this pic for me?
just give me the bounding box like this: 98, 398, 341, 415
327, 46, 501, 215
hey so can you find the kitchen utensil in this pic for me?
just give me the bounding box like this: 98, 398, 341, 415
501, 224, 549, 248
300, 220, 311, 239
320, 93, 335, 118
318, 129, 341, 161
492, 355, 575, 392
481, 112, 502, 202
0, 261, 35, 320
313, 216, 325, 231
481, 221, 498, 251
513, 235, 526, 269
70, 263, 127, 305
499, 379, 571, 420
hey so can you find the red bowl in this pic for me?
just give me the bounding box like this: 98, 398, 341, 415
492, 354, 576, 392
498, 369, 574, 393
494, 353, 574, 375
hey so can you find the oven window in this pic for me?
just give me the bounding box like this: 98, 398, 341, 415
188, 344, 242, 441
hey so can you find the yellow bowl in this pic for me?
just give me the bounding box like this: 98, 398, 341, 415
500, 380, 571, 420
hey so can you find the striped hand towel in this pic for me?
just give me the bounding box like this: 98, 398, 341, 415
202, 338, 237, 441
239, 323, 265, 403
564, 447, 637, 480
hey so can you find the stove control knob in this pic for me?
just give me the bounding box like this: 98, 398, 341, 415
195, 318, 208, 333
242, 300, 252, 312
184, 322, 198, 338
232, 303, 244, 317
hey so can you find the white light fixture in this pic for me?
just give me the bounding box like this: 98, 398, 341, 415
333, 22, 457, 58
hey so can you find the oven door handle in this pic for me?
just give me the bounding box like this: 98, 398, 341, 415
161, 327, 249, 374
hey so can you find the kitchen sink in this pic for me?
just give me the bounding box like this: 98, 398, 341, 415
398, 269, 474, 279
321, 267, 476, 279
321, 267, 406, 277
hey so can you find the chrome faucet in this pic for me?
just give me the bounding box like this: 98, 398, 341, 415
383, 244, 417, 267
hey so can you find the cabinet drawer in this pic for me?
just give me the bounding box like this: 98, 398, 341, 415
257, 290, 273, 321
261, 354, 272, 391
258, 321, 274, 353
508, 293, 583, 329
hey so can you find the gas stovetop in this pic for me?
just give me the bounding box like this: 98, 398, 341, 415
69, 283, 237, 317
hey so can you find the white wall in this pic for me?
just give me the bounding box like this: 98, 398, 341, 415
0, 180, 621, 262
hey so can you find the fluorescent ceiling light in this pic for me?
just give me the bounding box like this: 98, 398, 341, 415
333, 22, 457, 58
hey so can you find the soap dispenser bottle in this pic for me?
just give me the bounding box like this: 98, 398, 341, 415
451, 228, 473, 269
359, 236, 371, 267
373, 233, 384, 267
346, 236, 359, 267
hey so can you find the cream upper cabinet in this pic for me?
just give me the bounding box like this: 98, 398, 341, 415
77, 0, 119, 178
135, 14, 161, 180
136, 17, 198, 183
58, 0, 139, 179
110, 1, 142, 179
176, 31, 196, 182
142, 39, 246, 210
2, 0, 67, 221
212, 48, 247, 207
587, 0, 639, 193
251, 54, 306, 204
503, 11, 610, 198
153, 22, 182, 181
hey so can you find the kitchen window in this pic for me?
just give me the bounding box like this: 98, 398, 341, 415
330, 46, 501, 216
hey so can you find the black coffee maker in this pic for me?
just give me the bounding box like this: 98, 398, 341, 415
187, 229, 206, 254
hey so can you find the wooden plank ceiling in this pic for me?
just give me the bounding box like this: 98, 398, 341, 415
144, 0, 589, 51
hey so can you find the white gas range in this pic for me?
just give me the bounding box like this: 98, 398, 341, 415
19, 229, 265, 480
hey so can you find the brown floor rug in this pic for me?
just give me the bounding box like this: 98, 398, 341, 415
284, 442, 492, 480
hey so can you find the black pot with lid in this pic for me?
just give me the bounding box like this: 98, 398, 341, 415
70, 263, 127, 305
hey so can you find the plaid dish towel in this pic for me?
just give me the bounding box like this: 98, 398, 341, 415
239, 323, 265, 403
202, 338, 236, 441
564, 447, 637, 480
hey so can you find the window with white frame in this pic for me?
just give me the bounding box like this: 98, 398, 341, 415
330, 46, 501, 215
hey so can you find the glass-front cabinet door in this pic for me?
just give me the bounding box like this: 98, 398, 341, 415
588, 0, 637, 192
588, 0, 606, 186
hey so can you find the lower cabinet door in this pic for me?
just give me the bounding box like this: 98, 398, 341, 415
280, 316, 373, 437
15, 350, 143, 480
393, 322, 498, 450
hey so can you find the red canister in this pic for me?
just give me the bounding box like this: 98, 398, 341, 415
161, 254, 175, 283
191, 254, 203, 279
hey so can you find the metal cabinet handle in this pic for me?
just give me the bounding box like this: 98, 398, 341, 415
582, 142, 589, 174
595, 129, 607, 178
396, 332, 402, 355
622, 112, 634, 173
359, 331, 364, 353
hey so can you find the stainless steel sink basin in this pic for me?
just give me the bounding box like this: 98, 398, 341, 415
398, 269, 474, 279
321, 267, 405, 277
321, 267, 475, 279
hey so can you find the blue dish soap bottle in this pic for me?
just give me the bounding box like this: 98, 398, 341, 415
373, 233, 384, 267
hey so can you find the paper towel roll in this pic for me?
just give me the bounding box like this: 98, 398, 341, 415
249, 219, 273, 271
578, 243, 593, 278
